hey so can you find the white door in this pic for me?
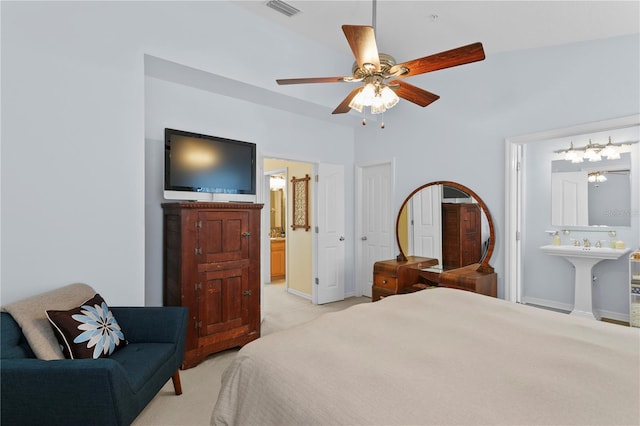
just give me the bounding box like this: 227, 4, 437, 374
551, 171, 588, 226
411, 185, 442, 263
317, 163, 345, 304
356, 161, 394, 298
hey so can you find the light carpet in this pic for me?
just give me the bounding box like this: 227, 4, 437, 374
133, 284, 369, 426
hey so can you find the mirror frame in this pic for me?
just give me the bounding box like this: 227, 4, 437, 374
395, 181, 495, 273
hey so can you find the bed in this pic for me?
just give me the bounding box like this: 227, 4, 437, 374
212, 288, 640, 425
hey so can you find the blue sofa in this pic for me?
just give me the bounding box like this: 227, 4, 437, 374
1, 306, 188, 425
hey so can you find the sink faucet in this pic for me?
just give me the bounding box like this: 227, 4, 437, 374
583, 238, 591, 248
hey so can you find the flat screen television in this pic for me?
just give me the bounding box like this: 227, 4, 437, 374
164, 128, 257, 202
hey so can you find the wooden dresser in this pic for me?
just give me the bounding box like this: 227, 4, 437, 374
442, 203, 482, 269
162, 202, 263, 369
372, 257, 497, 302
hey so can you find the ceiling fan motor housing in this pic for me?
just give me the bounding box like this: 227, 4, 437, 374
351, 53, 397, 78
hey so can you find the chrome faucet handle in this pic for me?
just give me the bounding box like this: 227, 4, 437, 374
571, 238, 580, 246
595, 240, 603, 248
583, 238, 591, 247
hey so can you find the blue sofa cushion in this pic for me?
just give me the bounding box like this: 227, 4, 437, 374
109, 342, 174, 392
46, 294, 127, 359
0, 313, 35, 359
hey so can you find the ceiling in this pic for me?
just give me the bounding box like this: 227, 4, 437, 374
232, 1, 639, 64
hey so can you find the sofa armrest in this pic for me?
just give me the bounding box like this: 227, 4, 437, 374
110, 306, 188, 345
0, 358, 135, 425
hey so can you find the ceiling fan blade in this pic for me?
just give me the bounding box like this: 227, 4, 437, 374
277, 76, 349, 85
332, 87, 362, 114
389, 80, 440, 107
390, 42, 485, 78
342, 25, 380, 71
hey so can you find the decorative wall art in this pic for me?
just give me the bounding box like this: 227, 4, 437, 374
291, 174, 310, 231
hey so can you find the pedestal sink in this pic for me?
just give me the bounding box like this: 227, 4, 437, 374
540, 245, 631, 320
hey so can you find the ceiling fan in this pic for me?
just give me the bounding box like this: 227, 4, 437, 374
276, 4, 485, 120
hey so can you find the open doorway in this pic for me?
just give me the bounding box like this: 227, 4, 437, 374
262, 158, 346, 306
263, 158, 314, 300
505, 115, 640, 305
266, 169, 288, 288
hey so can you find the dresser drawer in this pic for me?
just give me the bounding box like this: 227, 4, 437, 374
374, 273, 398, 291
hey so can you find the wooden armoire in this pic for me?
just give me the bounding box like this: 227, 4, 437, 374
162, 202, 263, 369
441, 203, 482, 269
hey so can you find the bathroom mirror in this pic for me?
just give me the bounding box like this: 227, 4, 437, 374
551, 152, 631, 227
269, 174, 286, 235
396, 181, 495, 272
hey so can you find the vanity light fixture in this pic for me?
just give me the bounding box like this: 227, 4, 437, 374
599, 137, 621, 160
583, 139, 602, 162
270, 176, 286, 191
564, 142, 583, 163
559, 136, 625, 162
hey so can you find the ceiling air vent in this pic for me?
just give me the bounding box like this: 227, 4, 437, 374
266, 0, 300, 17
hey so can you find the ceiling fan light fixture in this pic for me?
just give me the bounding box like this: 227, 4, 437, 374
588, 172, 607, 183
348, 83, 375, 112
380, 86, 399, 109
370, 96, 386, 114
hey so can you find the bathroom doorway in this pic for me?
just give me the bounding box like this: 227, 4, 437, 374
263, 158, 315, 300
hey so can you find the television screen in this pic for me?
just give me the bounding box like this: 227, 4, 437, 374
164, 129, 256, 202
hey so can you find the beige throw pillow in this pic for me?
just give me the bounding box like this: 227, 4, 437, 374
1, 283, 97, 360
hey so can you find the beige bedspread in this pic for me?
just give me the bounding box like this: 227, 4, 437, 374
212, 288, 640, 425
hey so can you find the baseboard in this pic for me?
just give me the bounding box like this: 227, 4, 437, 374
522, 296, 629, 322
522, 296, 572, 313
286, 287, 311, 300
597, 309, 629, 323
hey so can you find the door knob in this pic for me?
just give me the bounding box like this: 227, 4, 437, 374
339, 236, 345, 241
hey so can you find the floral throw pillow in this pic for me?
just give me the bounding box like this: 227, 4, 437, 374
46, 293, 127, 359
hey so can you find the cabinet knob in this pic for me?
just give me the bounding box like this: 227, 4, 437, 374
242, 232, 251, 238
382, 280, 387, 284
361, 236, 368, 241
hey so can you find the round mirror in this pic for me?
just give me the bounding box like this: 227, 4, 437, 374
396, 181, 495, 272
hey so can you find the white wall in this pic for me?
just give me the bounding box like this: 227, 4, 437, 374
1, 1, 354, 305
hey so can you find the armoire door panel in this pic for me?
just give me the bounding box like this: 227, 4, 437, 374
199, 211, 249, 263
200, 267, 249, 337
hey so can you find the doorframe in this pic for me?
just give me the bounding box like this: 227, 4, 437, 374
505, 114, 640, 303
354, 159, 395, 297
